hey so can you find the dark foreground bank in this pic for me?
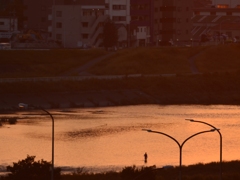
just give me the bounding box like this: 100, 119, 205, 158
60, 160, 240, 180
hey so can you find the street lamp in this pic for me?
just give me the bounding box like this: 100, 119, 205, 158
142, 128, 217, 180
18, 103, 54, 180
186, 119, 222, 180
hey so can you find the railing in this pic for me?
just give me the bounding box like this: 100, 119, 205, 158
0, 74, 178, 83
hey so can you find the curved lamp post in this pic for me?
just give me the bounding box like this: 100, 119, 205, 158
142, 128, 217, 180
19, 103, 54, 180
186, 119, 222, 180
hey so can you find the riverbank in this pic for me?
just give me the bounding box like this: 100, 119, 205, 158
1, 72, 240, 111
1, 45, 240, 111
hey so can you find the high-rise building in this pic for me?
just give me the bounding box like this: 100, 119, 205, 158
156, 0, 193, 45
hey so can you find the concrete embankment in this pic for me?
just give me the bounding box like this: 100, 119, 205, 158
0, 89, 158, 111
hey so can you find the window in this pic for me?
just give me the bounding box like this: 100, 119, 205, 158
82, 34, 88, 39
210, 11, 216, 15
56, 22, 62, 28
194, 11, 200, 15
41, 17, 46, 22
56, 11, 62, 17
82, 11, 89, 16
217, 4, 229, 8
112, 16, 126, 21
56, 34, 62, 40
113, 5, 126, 10
82, 22, 88, 27
41, 5, 47, 11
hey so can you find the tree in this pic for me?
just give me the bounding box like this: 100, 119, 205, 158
102, 19, 118, 49
3, 155, 61, 180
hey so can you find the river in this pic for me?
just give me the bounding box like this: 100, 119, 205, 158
0, 104, 239, 173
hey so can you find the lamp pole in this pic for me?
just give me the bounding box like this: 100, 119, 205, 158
186, 119, 222, 180
19, 103, 54, 180
142, 128, 217, 180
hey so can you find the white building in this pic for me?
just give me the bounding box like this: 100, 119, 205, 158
53, 4, 108, 48
52, 0, 150, 48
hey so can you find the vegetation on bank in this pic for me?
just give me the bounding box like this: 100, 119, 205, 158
60, 160, 240, 180
1, 155, 240, 180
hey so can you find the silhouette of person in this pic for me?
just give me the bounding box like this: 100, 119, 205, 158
144, 152, 148, 163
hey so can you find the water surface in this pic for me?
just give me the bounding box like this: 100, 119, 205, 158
0, 105, 239, 172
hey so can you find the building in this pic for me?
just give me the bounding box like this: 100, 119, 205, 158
0, 16, 18, 42
105, 0, 130, 47
20, 0, 194, 48
130, 0, 152, 47
192, 0, 240, 42
22, 0, 52, 32
157, 0, 193, 45
52, 1, 107, 48
212, 0, 240, 8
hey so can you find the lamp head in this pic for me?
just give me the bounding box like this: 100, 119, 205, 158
142, 129, 152, 132
185, 119, 195, 122
18, 103, 28, 109
211, 128, 220, 132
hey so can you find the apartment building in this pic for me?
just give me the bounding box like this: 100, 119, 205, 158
156, 0, 193, 45
192, 0, 240, 41
212, 0, 240, 8
53, 4, 107, 48
20, 0, 193, 48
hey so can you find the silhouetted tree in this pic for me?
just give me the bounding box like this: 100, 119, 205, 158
3, 155, 61, 180
102, 19, 118, 50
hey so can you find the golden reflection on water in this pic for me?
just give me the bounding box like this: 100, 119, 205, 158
0, 105, 240, 173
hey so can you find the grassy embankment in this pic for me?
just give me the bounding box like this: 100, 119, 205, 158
0, 45, 240, 105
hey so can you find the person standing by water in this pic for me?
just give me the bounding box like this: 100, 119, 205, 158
144, 152, 148, 163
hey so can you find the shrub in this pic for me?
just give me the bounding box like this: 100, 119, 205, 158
2, 155, 61, 180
